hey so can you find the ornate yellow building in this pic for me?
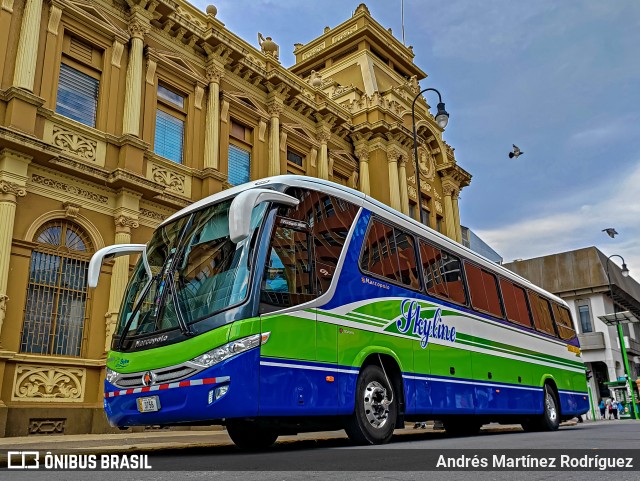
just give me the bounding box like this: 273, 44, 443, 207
0, 1, 470, 435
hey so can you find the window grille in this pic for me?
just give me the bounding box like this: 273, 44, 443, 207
56, 63, 99, 127
228, 144, 251, 185
20, 221, 93, 357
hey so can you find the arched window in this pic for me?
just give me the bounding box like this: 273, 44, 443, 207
20, 221, 93, 357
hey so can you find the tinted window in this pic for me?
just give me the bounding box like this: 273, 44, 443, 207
464, 263, 503, 318
419, 241, 466, 304
281, 188, 359, 294
529, 292, 556, 336
499, 278, 532, 327
261, 218, 314, 308
360, 219, 419, 289
395, 230, 420, 290
553, 303, 576, 341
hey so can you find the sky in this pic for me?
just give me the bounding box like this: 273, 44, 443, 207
194, 0, 640, 272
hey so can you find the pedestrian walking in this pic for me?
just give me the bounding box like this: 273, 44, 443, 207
605, 398, 612, 419
599, 399, 605, 419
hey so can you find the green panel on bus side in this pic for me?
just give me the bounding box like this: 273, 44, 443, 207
106, 324, 232, 373
469, 350, 532, 387
316, 320, 337, 363
337, 327, 413, 372
228, 317, 261, 342
428, 343, 473, 381
260, 312, 316, 361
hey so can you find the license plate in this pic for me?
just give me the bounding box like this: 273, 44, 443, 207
137, 396, 160, 413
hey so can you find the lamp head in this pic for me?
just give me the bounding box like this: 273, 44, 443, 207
435, 102, 449, 129
621, 263, 630, 277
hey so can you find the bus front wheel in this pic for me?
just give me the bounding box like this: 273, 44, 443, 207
226, 420, 278, 450
345, 365, 397, 445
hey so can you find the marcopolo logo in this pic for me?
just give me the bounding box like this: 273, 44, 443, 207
396, 299, 456, 349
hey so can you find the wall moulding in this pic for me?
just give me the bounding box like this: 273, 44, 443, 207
11, 364, 87, 403
43, 119, 107, 167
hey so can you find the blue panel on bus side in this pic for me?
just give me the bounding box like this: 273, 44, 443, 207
259, 357, 355, 416
558, 390, 590, 416
104, 348, 260, 427
474, 384, 541, 415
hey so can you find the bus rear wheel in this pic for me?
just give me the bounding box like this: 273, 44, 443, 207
522, 384, 560, 432
226, 420, 278, 450
345, 365, 397, 445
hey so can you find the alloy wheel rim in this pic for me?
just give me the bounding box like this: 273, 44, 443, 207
363, 381, 390, 428
546, 391, 557, 422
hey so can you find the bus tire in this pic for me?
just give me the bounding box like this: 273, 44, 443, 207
226, 420, 278, 450
522, 384, 560, 432
345, 365, 397, 445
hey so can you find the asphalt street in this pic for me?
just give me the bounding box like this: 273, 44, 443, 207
1, 420, 638, 481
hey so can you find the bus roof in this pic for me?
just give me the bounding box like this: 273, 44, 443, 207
160, 175, 567, 307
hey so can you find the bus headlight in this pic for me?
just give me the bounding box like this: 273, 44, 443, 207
191, 333, 268, 368
105, 367, 118, 384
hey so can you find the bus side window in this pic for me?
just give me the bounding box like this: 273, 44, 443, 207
552, 303, 576, 341
360, 219, 420, 290
528, 291, 557, 336
260, 218, 315, 310
464, 263, 503, 318
499, 278, 533, 327
281, 188, 359, 295
418, 240, 466, 304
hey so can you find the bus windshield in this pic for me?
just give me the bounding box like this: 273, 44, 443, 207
115, 200, 267, 348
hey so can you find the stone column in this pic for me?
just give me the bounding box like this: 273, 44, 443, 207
398, 154, 410, 215
12, 0, 43, 91
354, 146, 370, 195
452, 191, 462, 243
204, 65, 224, 170
267, 99, 283, 177
122, 20, 148, 136
317, 128, 331, 180
386, 147, 402, 212
442, 180, 458, 241
0, 181, 26, 342
104, 215, 139, 352
0, 149, 30, 344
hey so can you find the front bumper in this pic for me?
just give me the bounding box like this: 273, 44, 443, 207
104, 348, 259, 427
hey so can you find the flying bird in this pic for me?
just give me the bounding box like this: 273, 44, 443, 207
509, 144, 524, 159
602, 228, 618, 239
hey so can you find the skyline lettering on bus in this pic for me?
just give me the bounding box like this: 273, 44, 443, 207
396, 300, 457, 348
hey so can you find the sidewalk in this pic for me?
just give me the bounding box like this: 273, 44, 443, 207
0, 420, 578, 458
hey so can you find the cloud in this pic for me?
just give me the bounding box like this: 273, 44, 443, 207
475, 159, 640, 272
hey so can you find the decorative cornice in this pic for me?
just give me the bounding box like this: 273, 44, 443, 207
31, 174, 108, 204
139, 208, 166, 222
0, 180, 26, 197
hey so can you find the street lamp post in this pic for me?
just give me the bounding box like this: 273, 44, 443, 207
411, 88, 449, 224
605, 254, 639, 419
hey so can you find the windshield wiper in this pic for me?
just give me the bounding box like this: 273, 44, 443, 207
117, 274, 158, 351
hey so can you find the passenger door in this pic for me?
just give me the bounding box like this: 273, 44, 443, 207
258, 215, 321, 414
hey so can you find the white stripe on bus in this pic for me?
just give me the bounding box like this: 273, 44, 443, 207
259, 361, 359, 375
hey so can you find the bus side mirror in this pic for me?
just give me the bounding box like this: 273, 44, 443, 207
88, 244, 147, 288
229, 189, 299, 243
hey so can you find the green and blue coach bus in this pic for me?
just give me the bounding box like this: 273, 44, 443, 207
89, 175, 589, 449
